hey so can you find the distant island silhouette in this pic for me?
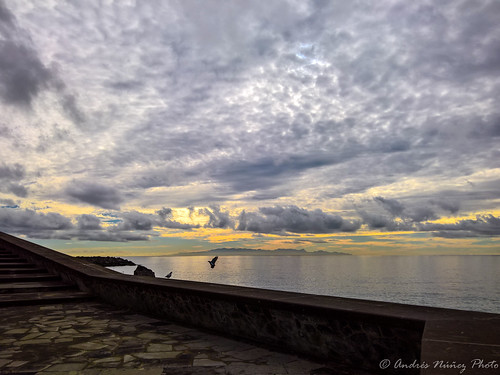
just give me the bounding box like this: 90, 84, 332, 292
77, 256, 136, 267
173, 248, 351, 256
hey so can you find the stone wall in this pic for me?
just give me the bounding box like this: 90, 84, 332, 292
2, 231, 499, 375
86, 276, 424, 373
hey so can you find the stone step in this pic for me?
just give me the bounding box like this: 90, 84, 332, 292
0, 257, 27, 263
0, 262, 36, 268
0, 290, 94, 307
0, 281, 77, 294
0, 253, 18, 258
0, 267, 48, 274
0, 273, 61, 283
0, 244, 95, 306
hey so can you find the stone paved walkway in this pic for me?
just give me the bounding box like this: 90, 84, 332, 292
0, 301, 338, 375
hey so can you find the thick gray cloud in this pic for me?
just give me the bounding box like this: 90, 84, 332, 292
61, 93, 86, 125
360, 195, 500, 238
374, 197, 405, 217
0, 41, 52, 107
0, 0, 85, 130
0, 206, 195, 241
0, 207, 73, 237
419, 215, 500, 238
211, 154, 338, 193
358, 211, 412, 232
156, 207, 173, 219
0, 1, 499, 249
0, 163, 28, 197
201, 206, 234, 229
237, 205, 361, 234
65, 181, 124, 210
429, 199, 460, 215
0, 1, 53, 108
374, 196, 438, 223
113, 211, 155, 231
76, 214, 102, 230
0, 1, 14, 27
6, 183, 28, 197
360, 196, 461, 232
0, 162, 25, 179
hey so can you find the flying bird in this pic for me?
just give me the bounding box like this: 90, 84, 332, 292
165, 272, 172, 278
208, 256, 218, 269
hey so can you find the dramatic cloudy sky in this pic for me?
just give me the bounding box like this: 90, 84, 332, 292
1, 0, 499, 255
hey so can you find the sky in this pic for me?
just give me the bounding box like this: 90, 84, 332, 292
0, 0, 499, 256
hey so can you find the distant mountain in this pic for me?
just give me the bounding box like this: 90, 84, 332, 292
173, 248, 351, 256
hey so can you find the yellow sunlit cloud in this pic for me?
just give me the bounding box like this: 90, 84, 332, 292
158, 227, 253, 243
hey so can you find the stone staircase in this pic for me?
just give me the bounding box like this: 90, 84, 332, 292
0, 247, 93, 306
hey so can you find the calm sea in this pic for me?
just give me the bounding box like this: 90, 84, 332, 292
108, 255, 500, 314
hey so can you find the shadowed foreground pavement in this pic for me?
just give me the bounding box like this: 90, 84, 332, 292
0, 301, 348, 375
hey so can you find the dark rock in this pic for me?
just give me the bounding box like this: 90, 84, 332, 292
134, 265, 155, 277
77, 256, 135, 267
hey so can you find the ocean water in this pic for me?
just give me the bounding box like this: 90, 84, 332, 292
108, 255, 500, 314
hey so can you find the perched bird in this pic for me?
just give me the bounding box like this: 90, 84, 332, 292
165, 271, 172, 279
208, 256, 218, 269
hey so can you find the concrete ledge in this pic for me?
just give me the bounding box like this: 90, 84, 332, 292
1, 231, 498, 374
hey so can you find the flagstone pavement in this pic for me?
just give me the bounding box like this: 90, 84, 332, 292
0, 301, 344, 375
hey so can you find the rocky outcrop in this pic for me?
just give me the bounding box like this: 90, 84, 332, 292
134, 265, 155, 277
77, 256, 135, 267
